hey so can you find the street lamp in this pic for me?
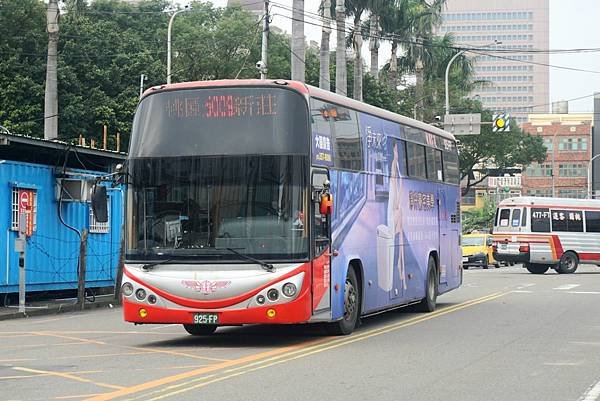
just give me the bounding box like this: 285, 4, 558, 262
588, 153, 600, 199
167, 6, 190, 85
445, 41, 501, 115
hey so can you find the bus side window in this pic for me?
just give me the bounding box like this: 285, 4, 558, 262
521, 207, 528, 227
585, 211, 600, 232
499, 209, 510, 227
531, 208, 550, 232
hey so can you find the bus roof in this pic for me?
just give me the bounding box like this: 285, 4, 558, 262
143, 79, 456, 142
498, 196, 600, 208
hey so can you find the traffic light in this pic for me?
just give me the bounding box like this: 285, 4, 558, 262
492, 113, 510, 132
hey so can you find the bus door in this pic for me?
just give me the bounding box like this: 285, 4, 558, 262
311, 170, 332, 315
437, 193, 449, 285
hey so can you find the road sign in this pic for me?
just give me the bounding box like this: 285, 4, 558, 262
18, 189, 34, 237
443, 113, 481, 135
493, 113, 510, 132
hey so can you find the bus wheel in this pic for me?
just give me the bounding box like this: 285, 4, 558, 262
417, 256, 438, 313
525, 263, 549, 275
183, 324, 217, 336
327, 267, 360, 335
557, 252, 579, 274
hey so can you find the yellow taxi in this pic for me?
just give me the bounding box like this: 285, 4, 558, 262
461, 233, 499, 269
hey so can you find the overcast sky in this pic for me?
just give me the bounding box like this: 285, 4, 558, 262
207, 0, 600, 113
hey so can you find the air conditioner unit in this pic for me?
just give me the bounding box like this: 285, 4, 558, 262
56, 178, 91, 202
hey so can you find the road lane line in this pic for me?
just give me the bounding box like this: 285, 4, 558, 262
0, 370, 103, 381
13, 367, 125, 390
511, 290, 533, 293
84, 337, 330, 401
31, 332, 231, 362
109, 291, 509, 401
554, 284, 581, 290
579, 377, 600, 401
54, 395, 104, 400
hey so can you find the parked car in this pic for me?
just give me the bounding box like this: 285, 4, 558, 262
461, 233, 500, 269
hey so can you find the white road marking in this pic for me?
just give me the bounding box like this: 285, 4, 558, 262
150, 324, 178, 330
571, 342, 600, 346
554, 284, 581, 290
567, 291, 600, 295
512, 290, 534, 293
579, 377, 600, 401
543, 362, 582, 366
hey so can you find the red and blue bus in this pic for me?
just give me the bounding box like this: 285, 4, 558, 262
120, 79, 462, 335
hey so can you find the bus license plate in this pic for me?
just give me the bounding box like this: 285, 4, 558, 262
193, 313, 218, 325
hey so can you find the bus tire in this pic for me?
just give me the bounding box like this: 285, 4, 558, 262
417, 256, 438, 313
525, 263, 549, 275
183, 324, 217, 336
557, 251, 579, 274
327, 267, 360, 336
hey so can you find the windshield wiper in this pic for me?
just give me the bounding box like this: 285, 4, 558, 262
141, 252, 213, 271
221, 247, 275, 273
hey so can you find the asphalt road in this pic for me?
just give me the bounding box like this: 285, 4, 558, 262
1, 264, 600, 401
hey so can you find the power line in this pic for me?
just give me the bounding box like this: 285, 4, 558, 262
468, 50, 600, 74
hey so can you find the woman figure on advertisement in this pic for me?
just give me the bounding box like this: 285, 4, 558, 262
388, 139, 406, 291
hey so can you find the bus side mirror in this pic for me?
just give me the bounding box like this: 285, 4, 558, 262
91, 184, 109, 223
320, 193, 333, 215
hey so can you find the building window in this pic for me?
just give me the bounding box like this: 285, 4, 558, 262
558, 137, 588, 151
543, 138, 553, 152
11, 188, 38, 232
558, 188, 586, 199
558, 163, 586, 177
525, 163, 553, 177
89, 201, 110, 234
527, 188, 553, 197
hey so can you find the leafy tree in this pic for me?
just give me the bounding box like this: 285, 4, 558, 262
461, 198, 497, 233
458, 111, 547, 195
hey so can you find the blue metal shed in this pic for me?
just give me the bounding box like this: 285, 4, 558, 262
0, 133, 126, 295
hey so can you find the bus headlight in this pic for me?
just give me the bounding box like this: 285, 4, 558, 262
267, 288, 279, 301
282, 283, 297, 297
122, 283, 133, 296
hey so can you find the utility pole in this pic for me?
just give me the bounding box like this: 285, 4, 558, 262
259, 0, 270, 80
291, 0, 305, 82
139, 74, 147, 99
44, 0, 59, 140
77, 229, 88, 311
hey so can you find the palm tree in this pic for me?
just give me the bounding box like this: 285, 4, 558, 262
319, 0, 332, 90
291, 0, 305, 82
409, 0, 445, 120
346, 0, 370, 100
334, 0, 347, 95
379, 0, 412, 88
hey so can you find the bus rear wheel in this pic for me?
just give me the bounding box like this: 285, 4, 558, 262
183, 324, 217, 336
557, 251, 579, 274
327, 267, 360, 336
525, 263, 549, 275
417, 256, 438, 312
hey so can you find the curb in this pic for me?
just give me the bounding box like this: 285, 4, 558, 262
0, 296, 121, 321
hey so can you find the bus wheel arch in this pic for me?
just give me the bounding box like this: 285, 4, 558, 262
428, 251, 440, 285
348, 259, 364, 315
417, 253, 438, 312
557, 251, 579, 274
327, 262, 362, 336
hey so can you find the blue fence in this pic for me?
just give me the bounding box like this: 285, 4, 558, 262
1, 160, 124, 294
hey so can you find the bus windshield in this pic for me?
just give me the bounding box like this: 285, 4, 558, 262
126, 86, 311, 263
127, 155, 309, 262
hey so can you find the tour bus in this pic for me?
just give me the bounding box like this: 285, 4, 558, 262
492, 196, 600, 274
115, 79, 462, 336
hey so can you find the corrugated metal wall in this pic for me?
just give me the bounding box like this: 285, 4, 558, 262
1, 160, 124, 294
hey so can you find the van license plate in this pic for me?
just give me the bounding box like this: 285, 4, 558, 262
499, 243, 508, 251
193, 313, 218, 325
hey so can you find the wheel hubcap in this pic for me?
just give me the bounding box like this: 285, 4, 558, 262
344, 279, 357, 321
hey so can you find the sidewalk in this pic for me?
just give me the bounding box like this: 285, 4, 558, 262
0, 294, 120, 321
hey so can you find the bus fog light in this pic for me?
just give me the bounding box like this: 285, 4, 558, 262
256, 294, 266, 304
282, 283, 297, 297
135, 288, 147, 300
139, 308, 148, 318
267, 289, 279, 301
122, 283, 133, 296
147, 294, 157, 304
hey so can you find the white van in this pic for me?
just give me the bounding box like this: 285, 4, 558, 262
492, 197, 600, 274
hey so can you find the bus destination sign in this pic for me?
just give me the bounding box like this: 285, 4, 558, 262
165, 93, 278, 120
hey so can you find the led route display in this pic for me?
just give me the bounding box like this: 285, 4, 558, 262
165, 93, 278, 119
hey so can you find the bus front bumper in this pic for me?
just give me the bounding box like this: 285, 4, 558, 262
122, 289, 313, 326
